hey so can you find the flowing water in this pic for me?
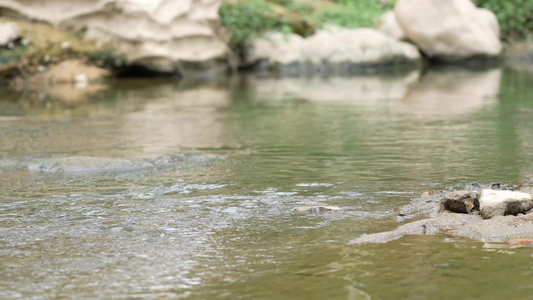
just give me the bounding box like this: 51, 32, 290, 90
1, 67, 533, 299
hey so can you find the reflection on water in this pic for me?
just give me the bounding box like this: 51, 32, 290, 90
121, 84, 231, 154
248, 71, 420, 102
0, 81, 233, 158
1, 68, 533, 299
399, 68, 501, 119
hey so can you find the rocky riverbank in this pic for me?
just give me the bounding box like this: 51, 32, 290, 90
0, 0, 532, 85
350, 183, 533, 246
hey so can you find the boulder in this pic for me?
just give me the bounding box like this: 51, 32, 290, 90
377, 11, 405, 40
479, 189, 533, 219
442, 190, 479, 214
246, 32, 305, 67
247, 27, 421, 76
0, 0, 228, 77
0, 22, 18, 46
394, 0, 501, 62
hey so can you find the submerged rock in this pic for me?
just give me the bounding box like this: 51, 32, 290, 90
27, 156, 150, 174
247, 27, 421, 76
394, 0, 501, 62
24, 154, 222, 174
479, 189, 533, 219
292, 206, 341, 212
350, 212, 533, 245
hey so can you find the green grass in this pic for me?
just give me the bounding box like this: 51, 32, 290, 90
220, 0, 291, 56
220, 0, 392, 57
319, 0, 393, 28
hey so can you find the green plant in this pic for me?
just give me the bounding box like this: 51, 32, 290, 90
220, 0, 290, 57
318, 0, 385, 28
219, 0, 392, 57
472, 0, 533, 40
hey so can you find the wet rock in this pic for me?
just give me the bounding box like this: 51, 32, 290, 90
292, 206, 341, 213
479, 189, 533, 219
350, 184, 533, 245
488, 182, 513, 190
442, 190, 479, 214
0, 22, 19, 46
399, 193, 443, 218
23, 154, 222, 175
350, 212, 533, 245
247, 27, 421, 76
394, 0, 501, 62
349, 219, 430, 245
27, 156, 150, 174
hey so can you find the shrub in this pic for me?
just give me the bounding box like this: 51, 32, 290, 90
321, 0, 393, 28
472, 0, 533, 40
220, 0, 292, 57
219, 0, 393, 56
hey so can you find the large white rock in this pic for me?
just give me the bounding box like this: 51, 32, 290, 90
377, 11, 406, 40
247, 27, 421, 76
0, 0, 228, 77
394, 0, 501, 61
246, 32, 305, 66
0, 22, 19, 46
479, 189, 533, 219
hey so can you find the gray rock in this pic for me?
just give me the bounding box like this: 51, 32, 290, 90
349, 212, 533, 245
349, 219, 430, 245
247, 27, 421, 76
350, 186, 533, 245
0, 22, 19, 46
479, 189, 533, 219
442, 190, 479, 214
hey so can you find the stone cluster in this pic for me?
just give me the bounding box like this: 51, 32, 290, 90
442, 189, 533, 219
248, 0, 502, 75
0, 0, 504, 77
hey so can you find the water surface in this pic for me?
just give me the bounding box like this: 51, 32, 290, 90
1, 67, 533, 299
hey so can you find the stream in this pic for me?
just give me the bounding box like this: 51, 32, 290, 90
1, 67, 533, 299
